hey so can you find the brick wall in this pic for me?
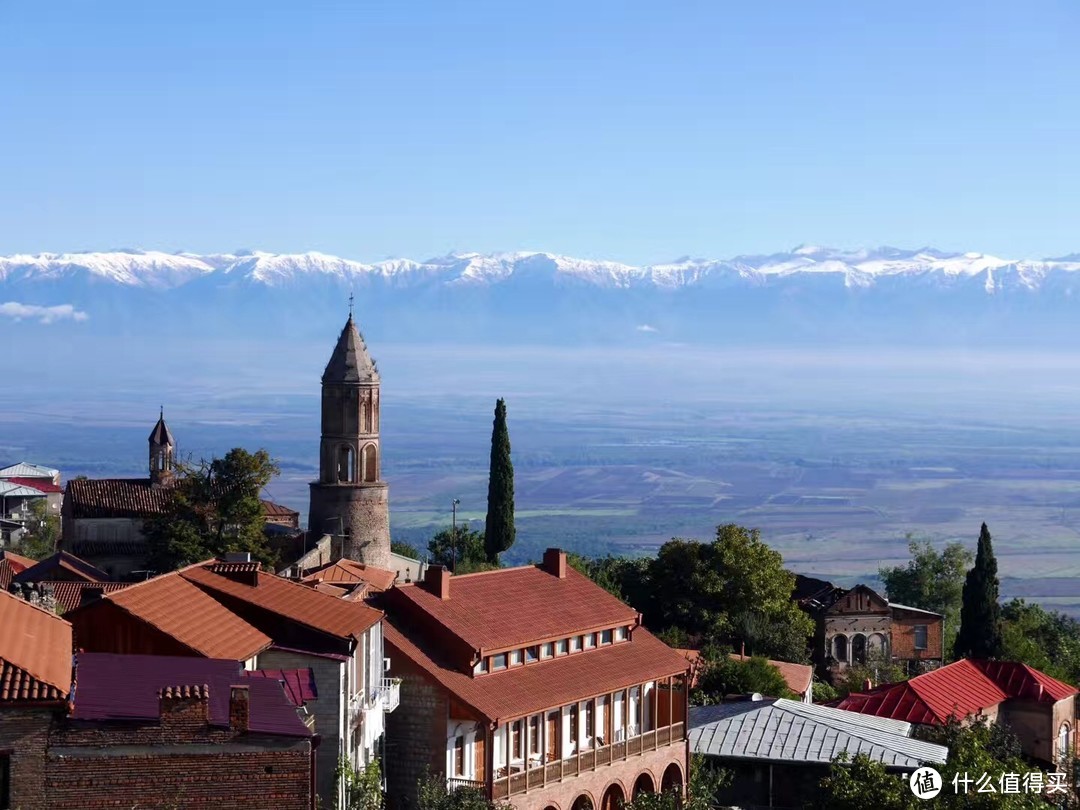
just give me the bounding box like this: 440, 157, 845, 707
0, 707, 54, 810
891, 615, 943, 664
384, 654, 449, 810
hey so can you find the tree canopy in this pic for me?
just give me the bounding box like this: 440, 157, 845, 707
484, 398, 515, 564
145, 447, 280, 571
954, 523, 1004, 660
692, 648, 796, 704
16, 498, 59, 560
427, 526, 496, 574
1001, 598, 1080, 686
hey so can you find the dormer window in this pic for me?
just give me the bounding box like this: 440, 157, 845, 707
474, 658, 488, 675
525, 646, 539, 663
600, 629, 613, 645
541, 643, 553, 658
510, 650, 522, 666
584, 634, 596, 649
556, 639, 568, 656
616, 626, 628, 642
492, 653, 507, 671
571, 636, 583, 652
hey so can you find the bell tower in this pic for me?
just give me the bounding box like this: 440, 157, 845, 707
149, 407, 175, 487
307, 311, 391, 567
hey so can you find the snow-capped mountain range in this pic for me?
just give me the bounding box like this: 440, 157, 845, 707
5, 245, 1080, 346
3, 245, 1080, 292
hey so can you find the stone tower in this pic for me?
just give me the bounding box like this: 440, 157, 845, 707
148, 407, 175, 487
307, 314, 391, 568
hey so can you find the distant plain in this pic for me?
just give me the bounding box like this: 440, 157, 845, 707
3, 335, 1079, 616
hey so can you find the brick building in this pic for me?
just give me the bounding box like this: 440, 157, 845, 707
794, 580, 944, 677
379, 549, 690, 810
836, 658, 1079, 765
66, 557, 397, 809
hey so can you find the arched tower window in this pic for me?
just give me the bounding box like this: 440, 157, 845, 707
361, 401, 369, 433
362, 444, 378, 482
338, 445, 356, 483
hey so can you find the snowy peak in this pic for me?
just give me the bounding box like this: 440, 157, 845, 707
3, 246, 1080, 292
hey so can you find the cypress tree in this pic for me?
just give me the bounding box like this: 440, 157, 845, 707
484, 398, 515, 563
953, 522, 1005, 660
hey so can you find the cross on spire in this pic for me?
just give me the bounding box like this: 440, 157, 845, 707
348, 292, 354, 318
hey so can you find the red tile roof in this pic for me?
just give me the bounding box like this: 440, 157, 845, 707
678, 649, 813, 697
14, 551, 109, 584
0, 550, 35, 590
182, 564, 382, 641
94, 571, 273, 661
391, 565, 638, 654
65, 478, 173, 519
71, 653, 312, 738
0, 590, 72, 703
43, 581, 132, 613
7, 477, 63, 494
261, 499, 300, 518
246, 668, 318, 706
386, 618, 689, 724
835, 658, 1078, 725
301, 559, 397, 592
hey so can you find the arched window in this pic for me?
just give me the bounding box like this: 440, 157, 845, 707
833, 635, 848, 662
1059, 723, 1072, 762
363, 444, 378, 482
338, 445, 355, 483
361, 401, 369, 433
852, 634, 867, 665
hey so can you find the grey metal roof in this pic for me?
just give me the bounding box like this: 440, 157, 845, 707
689, 698, 948, 769
322, 315, 379, 384
148, 410, 175, 446
0, 462, 59, 479
0, 482, 46, 498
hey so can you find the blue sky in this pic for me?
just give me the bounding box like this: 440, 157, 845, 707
2, 1, 1078, 263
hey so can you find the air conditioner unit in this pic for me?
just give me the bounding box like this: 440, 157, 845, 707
383, 657, 391, 673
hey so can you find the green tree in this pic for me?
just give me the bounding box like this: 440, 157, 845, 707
835, 651, 908, 697
954, 523, 1004, 660
1001, 598, 1080, 685
391, 540, 423, 559
879, 537, 972, 660
483, 398, 515, 564
16, 498, 60, 560
647, 525, 813, 661
337, 757, 383, 810
416, 770, 511, 810
145, 448, 281, 571
428, 526, 489, 572
693, 651, 795, 704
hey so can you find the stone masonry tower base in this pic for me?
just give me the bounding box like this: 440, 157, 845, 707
308, 482, 390, 568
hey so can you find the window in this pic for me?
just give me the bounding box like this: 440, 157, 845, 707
454, 737, 465, 776
474, 659, 488, 675
1059, 723, 1072, 762
525, 646, 539, 663
600, 629, 613, 645
571, 636, 583, 652
511, 720, 523, 760
615, 626, 628, 642
492, 653, 508, 671
584, 634, 596, 649
913, 625, 928, 650
510, 650, 522, 666
541, 643, 554, 658
569, 705, 579, 745
556, 639, 568, 656
529, 715, 540, 755
834, 635, 848, 662
585, 701, 595, 741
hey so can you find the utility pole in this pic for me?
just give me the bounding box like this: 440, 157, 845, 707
451, 499, 460, 572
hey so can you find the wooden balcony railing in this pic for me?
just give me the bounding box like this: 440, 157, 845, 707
447, 778, 485, 792
491, 721, 685, 800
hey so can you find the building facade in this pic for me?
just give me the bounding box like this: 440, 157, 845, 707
307, 314, 391, 569
379, 549, 690, 810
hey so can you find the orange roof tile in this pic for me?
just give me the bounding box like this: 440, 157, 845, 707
392, 565, 638, 653
182, 565, 382, 640
42, 581, 132, 613
0, 590, 72, 702
301, 559, 397, 591
386, 617, 689, 724
99, 572, 272, 661
0, 550, 36, 572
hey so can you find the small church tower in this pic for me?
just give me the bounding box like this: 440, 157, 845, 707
148, 407, 175, 487
307, 312, 391, 568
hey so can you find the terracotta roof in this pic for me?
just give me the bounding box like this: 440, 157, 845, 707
94, 571, 273, 661
301, 559, 397, 591
391, 565, 638, 653
71, 653, 312, 738
0, 589, 72, 703
246, 668, 318, 706
835, 658, 1078, 725
313, 582, 359, 598
677, 649, 813, 697
65, 478, 172, 519
261, 499, 299, 518
14, 551, 109, 584
182, 564, 383, 640
0, 551, 35, 590
6, 477, 63, 494
42, 581, 131, 613
385, 617, 689, 724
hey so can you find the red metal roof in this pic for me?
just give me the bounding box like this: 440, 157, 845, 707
301, 559, 397, 592
14, 551, 109, 584
71, 653, 312, 738
391, 565, 638, 653
181, 564, 382, 640
0, 590, 72, 703
835, 658, 1078, 725
386, 617, 689, 724
246, 668, 318, 706
7, 477, 63, 494
94, 571, 273, 661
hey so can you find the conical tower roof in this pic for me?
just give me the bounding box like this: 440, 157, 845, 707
148, 408, 174, 446
322, 315, 379, 384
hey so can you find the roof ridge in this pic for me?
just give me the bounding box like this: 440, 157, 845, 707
450, 563, 539, 580
0, 587, 72, 626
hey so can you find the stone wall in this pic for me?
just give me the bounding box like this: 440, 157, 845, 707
307, 482, 390, 568
0, 707, 53, 810
384, 657, 449, 810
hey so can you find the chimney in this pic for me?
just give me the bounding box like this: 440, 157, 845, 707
158, 684, 210, 727
543, 548, 567, 579
424, 565, 451, 600
229, 685, 250, 732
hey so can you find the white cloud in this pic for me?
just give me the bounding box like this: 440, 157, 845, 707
636, 324, 659, 333
0, 302, 88, 324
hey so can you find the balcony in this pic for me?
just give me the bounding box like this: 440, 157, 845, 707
491, 721, 685, 800
447, 778, 485, 792
370, 678, 400, 713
